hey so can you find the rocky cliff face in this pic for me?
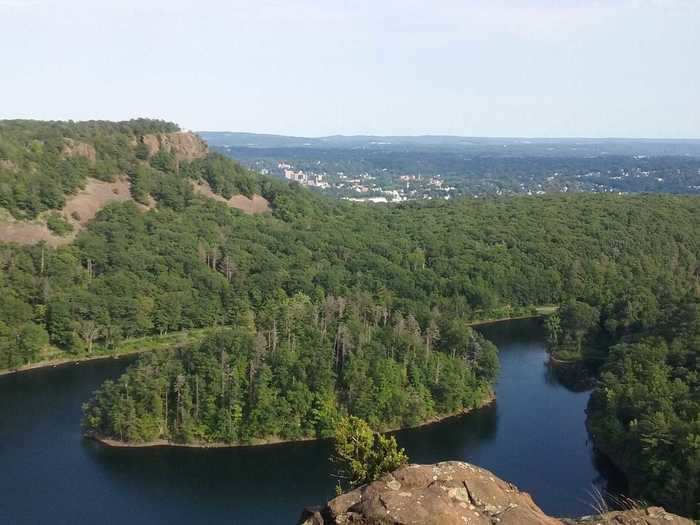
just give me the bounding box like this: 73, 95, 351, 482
298, 462, 692, 525
141, 131, 208, 161
62, 138, 97, 163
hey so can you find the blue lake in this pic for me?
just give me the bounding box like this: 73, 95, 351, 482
0, 318, 620, 524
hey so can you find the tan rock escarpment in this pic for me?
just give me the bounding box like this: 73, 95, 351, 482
298, 461, 693, 525
141, 131, 208, 161
62, 138, 97, 163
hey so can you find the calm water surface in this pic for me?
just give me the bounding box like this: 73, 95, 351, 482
0, 319, 618, 524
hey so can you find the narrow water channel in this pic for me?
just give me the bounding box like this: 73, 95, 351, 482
0, 318, 619, 524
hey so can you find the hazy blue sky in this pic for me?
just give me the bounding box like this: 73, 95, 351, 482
1, 0, 698, 137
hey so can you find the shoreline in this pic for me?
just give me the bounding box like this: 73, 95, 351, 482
467, 313, 543, 327
0, 351, 143, 378
87, 391, 496, 450
0, 330, 210, 378
584, 415, 632, 496
1, 308, 557, 379
0, 344, 186, 378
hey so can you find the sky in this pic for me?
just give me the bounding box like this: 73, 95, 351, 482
1, 0, 698, 138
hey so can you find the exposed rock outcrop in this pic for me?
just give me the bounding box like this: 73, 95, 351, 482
141, 131, 208, 161
298, 462, 693, 525
62, 139, 97, 163
566, 508, 693, 525
0, 159, 17, 171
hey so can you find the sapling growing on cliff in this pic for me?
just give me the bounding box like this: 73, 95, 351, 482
331, 415, 408, 493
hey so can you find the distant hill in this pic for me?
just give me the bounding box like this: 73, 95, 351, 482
200, 131, 700, 200
199, 131, 700, 157
0, 119, 270, 244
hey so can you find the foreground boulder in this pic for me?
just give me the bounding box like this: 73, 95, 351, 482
566, 508, 694, 525
298, 461, 692, 525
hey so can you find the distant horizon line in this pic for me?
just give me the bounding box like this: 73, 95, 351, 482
2, 117, 699, 141
196, 130, 700, 142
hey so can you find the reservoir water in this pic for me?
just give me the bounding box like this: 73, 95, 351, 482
0, 318, 618, 524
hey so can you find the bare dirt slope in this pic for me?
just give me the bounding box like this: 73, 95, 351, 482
0, 220, 66, 247
0, 177, 132, 246
63, 177, 132, 225
1, 131, 261, 245
1, 174, 269, 247
192, 180, 271, 214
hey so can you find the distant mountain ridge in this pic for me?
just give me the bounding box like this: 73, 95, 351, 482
200, 131, 700, 157
201, 130, 700, 199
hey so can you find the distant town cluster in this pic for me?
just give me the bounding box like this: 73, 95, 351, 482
277, 162, 456, 202
278, 162, 331, 189
204, 134, 700, 203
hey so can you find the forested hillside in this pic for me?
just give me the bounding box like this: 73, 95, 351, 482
2, 187, 698, 369
587, 306, 699, 518
0, 119, 259, 221
547, 282, 699, 516
2, 121, 699, 515
0, 119, 178, 218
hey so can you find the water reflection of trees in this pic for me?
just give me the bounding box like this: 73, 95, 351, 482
84, 437, 338, 509
476, 318, 546, 348
544, 362, 595, 393
394, 404, 498, 464
590, 449, 629, 510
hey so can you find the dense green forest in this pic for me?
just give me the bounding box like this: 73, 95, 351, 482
546, 286, 700, 517
82, 303, 498, 444
3, 187, 699, 370
547, 295, 699, 517
588, 307, 699, 518
2, 120, 700, 516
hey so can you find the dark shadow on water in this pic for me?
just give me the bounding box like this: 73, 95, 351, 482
544, 361, 597, 393
592, 449, 630, 507
475, 316, 546, 345
547, 361, 597, 393
82, 436, 338, 521
394, 403, 499, 464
